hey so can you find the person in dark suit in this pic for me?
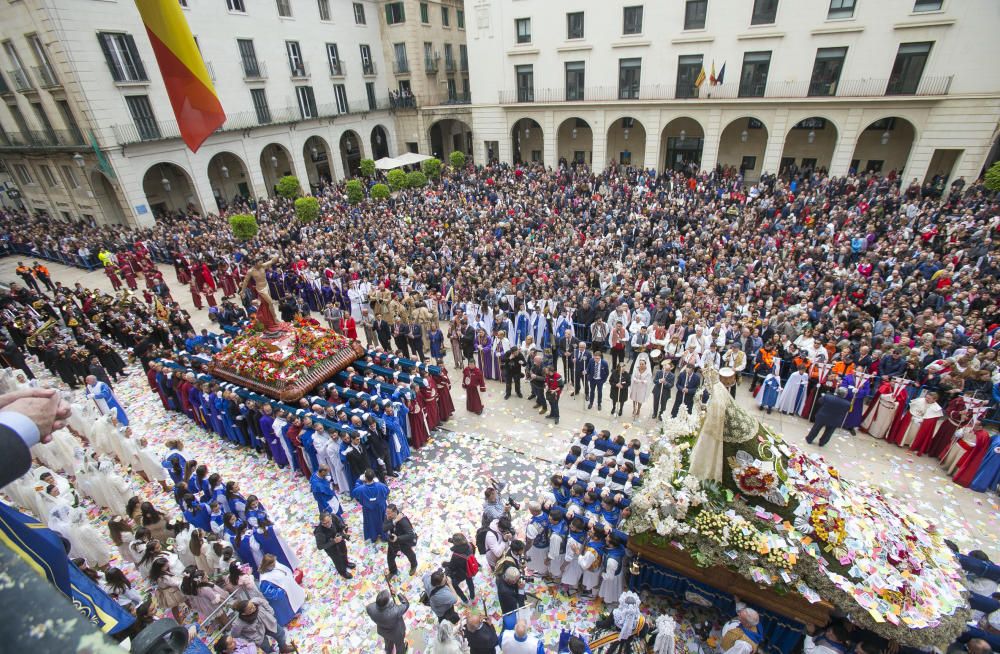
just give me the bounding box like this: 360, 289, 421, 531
407, 320, 424, 361
460, 320, 476, 362
0, 388, 71, 488
569, 342, 592, 398
586, 351, 610, 410
671, 364, 702, 418
314, 512, 354, 578
366, 588, 409, 654
374, 317, 392, 351
501, 347, 525, 399
555, 331, 578, 379
392, 318, 410, 358
383, 504, 418, 577
806, 386, 852, 447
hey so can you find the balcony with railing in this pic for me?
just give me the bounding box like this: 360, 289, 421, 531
441, 92, 471, 105
0, 129, 87, 151
362, 61, 376, 76
111, 96, 405, 146
460, 57, 468, 72
32, 65, 59, 89
241, 59, 267, 81
445, 58, 456, 73
8, 68, 33, 92
289, 62, 309, 79
393, 59, 409, 75
497, 75, 955, 104
425, 55, 439, 73
329, 60, 344, 77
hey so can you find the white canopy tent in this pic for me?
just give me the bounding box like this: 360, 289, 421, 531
373, 152, 434, 170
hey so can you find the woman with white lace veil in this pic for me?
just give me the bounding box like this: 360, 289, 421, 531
427, 620, 466, 654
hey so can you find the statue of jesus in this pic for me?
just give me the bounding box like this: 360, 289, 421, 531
240, 253, 282, 331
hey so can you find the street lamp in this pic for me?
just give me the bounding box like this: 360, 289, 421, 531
72, 153, 85, 168
880, 130, 890, 145
678, 129, 686, 144
807, 130, 816, 144
311, 146, 319, 158
161, 176, 171, 192
623, 128, 630, 141
571, 128, 577, 140
740, 129, 748, 143
270, 155, 278, 168
524, 126, 530, 138
221, 165, 230, 178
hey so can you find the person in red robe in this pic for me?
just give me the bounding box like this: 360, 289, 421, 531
419, 383, 440, 430
285, 417, 309, 478
407, 396, 429, 448
909, 394, 944, 455
205, 286, 218, 308
927, 393, 970, 458
430, 373, 454, 421
339, 315, 358, 340
147, 364, 169, 410
189, 280, 203, 310
121, 263, 138, 290
174, 256, 190, 285
220, 266, 238, 298
462, 360, 486, 415
105, 263, 122, 291
954, 428, 992, 486
199, 263, 216, 292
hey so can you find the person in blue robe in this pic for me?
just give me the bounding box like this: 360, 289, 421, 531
391, 400, 411, 443
300, 426, 319, 475
278, 420, 301, 476
969, 434, 1000, 492
86, 378, 129, 426
187, 385, 204, 427
162, 448, 188, 485
212, 392, 233, 442
188, 465, 211, 502
225, 482, 248, 520
232, 525, 260, 576
339, 436, 359, 489
310, 468, 342, 517
254, 522, 299, 571
350, 470, 389, 542
258, 406, 288, 468
259, 579, 297, 626
755, 374, 782, 413
514, 310, 530, 345
244, 496, 269, 529
182, 496, 213, 533
208, 476, 228, 512
842, 379, 870, 430
429, 326, 445, 364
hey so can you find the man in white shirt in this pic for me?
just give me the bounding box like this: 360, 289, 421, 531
498, 620, 545, 654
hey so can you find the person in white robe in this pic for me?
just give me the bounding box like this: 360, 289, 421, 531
94, 456, 134, 515
861, 389, 901, 440
598, 536, 626, 605
130, 436, 171, 491
175, 523, 197, 569
89, 413, 118, 459
67, 401, 97, 443
47, 491, 111, 567
31, 428, 78, 474
900, 394, 942, 448
523, 502, 548, 575
774, 368, 809, 415
258, 555, 305, 616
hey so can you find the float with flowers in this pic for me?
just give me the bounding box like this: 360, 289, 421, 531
207, 317, 365, 402
623, 381, 970, 650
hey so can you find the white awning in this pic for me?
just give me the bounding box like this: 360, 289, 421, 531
374, 157, 402, 170
394, 152, 433, 166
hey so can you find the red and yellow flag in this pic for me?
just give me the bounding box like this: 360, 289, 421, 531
134, 0, 225, 152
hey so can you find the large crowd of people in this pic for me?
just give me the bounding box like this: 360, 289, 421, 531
2, 159, 1000, 651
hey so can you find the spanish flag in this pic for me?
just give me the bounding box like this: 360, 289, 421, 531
694, 64, 707, 88
134, 0, 225, 152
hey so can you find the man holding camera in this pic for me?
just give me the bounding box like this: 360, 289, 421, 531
496, 565, 527, 631
366, 587, 409, 654
384, 504, 418, 578
314, 512, 354, 579
421, 569, 460, 624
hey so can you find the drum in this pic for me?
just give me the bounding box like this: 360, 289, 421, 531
718, 367, 737, 388
650, 348, 663, 367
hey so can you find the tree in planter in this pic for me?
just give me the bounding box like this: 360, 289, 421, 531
359, 158, 376, 177
420, 157, 442, 179
985, 161, 1000, 192
370, 183, 390, 201
449, 150, 466, 170
406, 170, 427, 189
345, 179, 364, 205
387, 169, 407, 192
229, 213, 259, 241
275, 175, 301, 199
294, 196, 320, 223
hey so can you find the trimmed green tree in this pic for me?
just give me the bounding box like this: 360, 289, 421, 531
449, 150, 466, 170
420, 157, 442, 179
345, 179, 364, 204
985, 161, 1000, 192
406, 170, 427, 189
359, 158, 376, 177
370, 183, 390, 201
294, 196, 320, 222
275, 175, 301, 199
387, 168, 407, 192
229, 213, 259, 240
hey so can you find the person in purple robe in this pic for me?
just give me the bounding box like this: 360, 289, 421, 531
475, 329, 499, 381
258, 405, 289, 468
841, 378, 870, 431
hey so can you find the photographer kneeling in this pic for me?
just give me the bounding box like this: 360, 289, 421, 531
496, 565, 526, 632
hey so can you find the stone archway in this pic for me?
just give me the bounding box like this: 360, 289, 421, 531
660, 117, 705, 173
303, 136, 333, 192
606, 117, 646, 168
428, 118, 472, 160
91, 171, 127, 225
260, 143, 295, 196
339, 130, 364, 178
718, 117, 770, 180
850, 117, 916, 176
556, 117, 593, 166
779, 117, 839, 175
207, 151, 252, 211
511, 118, 542, 164
142, 162, 201, 218
371, 125, 390, 160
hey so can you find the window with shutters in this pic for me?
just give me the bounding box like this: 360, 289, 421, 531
441, 6, 450, 26
317, 0, 331, 20
623, 6, 643, 34
97, 32, 148, 82
567, 12, 584, 39
40, 164, 58, 187
333, 84, 349, 113
226, 0, 246, 13
276, 0, 292, 17
515, 18, 531, 44
286, 41, 306, 77
14, 163, 34, 185
296, 86, 317, 118
515, 64, 533, 102
565, 61, 584, 101
457, 9, 465, 28
238, 39, 261, 78
327, 43, 343, 76
420, 3, 429, 23
125, 95, 159, 140
685, 0, 708, 29
61, 165, 80, 189
366, 82, 377, 110
386, 2, 405, 24
250, 88, 271, 124
618, 58, 641, 99
353, 2, 366, 24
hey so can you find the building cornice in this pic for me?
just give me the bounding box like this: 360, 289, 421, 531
893, 19, 956, 30
671, 35, 715, 45
737, 31, 785, 41
810, 25, 865, 36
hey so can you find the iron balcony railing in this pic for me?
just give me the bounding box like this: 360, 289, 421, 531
289, 61, 308, 79
445, 58, 456, 73
0, 129, 87, 150
393, 60, 409, 74
498, 75, 954, 104
329, 60, 344, 76
32, 64, 59, 88
111, 96, 405, 145
240, 58, 267, 80
441, 93, 471, 105
8, 68, 33, 92
362, 61, 377, 76
425, 55, 439, 73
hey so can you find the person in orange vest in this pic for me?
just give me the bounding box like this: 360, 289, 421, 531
32, 261, 54, 293
14, 261, 40, 294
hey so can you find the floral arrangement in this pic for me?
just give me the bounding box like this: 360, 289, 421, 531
212, 318, 352, 386
624, 402, 970, 648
